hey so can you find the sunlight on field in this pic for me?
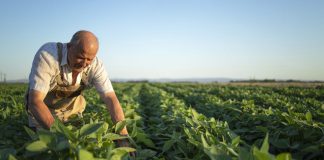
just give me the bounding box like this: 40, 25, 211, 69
0, 83, 323, 159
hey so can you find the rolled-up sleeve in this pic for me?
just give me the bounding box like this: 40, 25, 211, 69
91, 58, 114, 94
29, 45, 55, 94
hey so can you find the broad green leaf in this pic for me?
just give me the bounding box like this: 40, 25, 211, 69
0, 148, 17, 160
185, 117, 195, 126
252, 147, 273, 160
191, 109, 200, 120
90, 118, 94, 124
26, 140, 48, 152
271, 139, 289, 149
115, 120, 127, 133
205, 131, 214, 143
38, 130, 55, 147
201, 135, 209, 148
137, 149, 156, 158
183, 127, 192, 138
162, 140, 175, 152
256, 126, 268, 133
53, 118, 76, 142
227, 147, 238, 157
103, 142, 114, 158
300, 145, 318, 152
125, 109, 134, 117
187, 139, 201, 147
203, 145, 229, 160
239, 147, 253, 160
133, 114, 142, 121
79, 123, 103, 138
100, 122, 109, 134
260, 133, 269, 153
130, 121, 137, 137
8, 154, 17, 160
276, 153, 292, 160
201, 137, 231, 160
231, 136, 240, 147
305, 111, 312, 122
136, 133, 156, 148
110, 149, 127, 160
288, 142, 300, 149
104, 133, 127, 141
55, 140, 69, 151
23, 126, 37, 140
127, 136, 139, 148
110, 147, 135, 160
113, 147, 136, 153
78, 149, 94, 160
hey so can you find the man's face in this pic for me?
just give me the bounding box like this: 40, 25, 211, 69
67, 43, 97, 72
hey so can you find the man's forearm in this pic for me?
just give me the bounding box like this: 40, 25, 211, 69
108, 100, 128, 135
102, 92, 128, 135
108, 103, 126, 123
29, 101, 54, 129
28, 90, 55, 129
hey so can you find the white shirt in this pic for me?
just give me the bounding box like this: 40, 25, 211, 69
28, 42, 114, 94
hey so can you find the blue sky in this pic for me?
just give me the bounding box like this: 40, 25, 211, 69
0, 0, 323, 81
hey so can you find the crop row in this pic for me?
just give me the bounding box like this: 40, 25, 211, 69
152, 83, 324, 159
0, 83, 323, 159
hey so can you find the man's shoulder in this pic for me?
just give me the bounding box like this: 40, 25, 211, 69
38, 42, 58, 53
86, 57, 107, 81
89, 57, 105, 71
35, 42, 60, 61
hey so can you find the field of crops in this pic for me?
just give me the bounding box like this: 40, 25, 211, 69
0, 83, 323, 160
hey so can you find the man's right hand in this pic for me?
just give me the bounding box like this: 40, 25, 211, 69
28, 89, 54, 129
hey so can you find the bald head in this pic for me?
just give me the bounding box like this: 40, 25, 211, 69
67, 30, 99, 72
70, 30, 99, 52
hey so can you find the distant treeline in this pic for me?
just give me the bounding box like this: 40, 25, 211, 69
125, 80, 149, 83
230, 79, 324, 83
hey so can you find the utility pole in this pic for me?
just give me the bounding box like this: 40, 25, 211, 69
0, 72, 2, 83
4, 73, 6, 83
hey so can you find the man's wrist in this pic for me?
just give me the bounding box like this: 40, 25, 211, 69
119, 127, 128, 135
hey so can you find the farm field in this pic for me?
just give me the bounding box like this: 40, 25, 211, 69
0, 82, 323, 160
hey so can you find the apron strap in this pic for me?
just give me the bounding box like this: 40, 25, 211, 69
56, 42, 89, 86
56, 42, 64, 82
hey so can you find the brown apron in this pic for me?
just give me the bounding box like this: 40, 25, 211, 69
26, 43, 89, 128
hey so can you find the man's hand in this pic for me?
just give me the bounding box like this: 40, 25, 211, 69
100, 92, 129, 135
116, 138, 130, 147
116, 138, 136, 157
100, 92, 135, 157
28, 89, 55, 129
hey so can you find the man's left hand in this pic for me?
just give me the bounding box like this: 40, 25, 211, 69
116, 138, 136, 157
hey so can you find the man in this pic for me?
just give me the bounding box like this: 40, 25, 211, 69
26, 30, 129, 138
